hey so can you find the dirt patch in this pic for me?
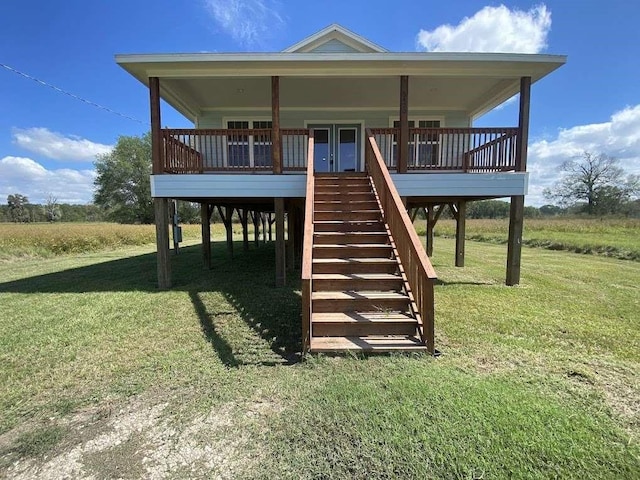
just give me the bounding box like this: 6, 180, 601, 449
2, 393, 279, 479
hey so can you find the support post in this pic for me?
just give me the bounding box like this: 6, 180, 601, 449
506, 76, 531, 285
269, 214, 274, 242
149, 77, 162, 175
201, 203, 212, 269
154, 198, 171, 289
271, 76, 282, 174
516, 76, 532, 172
506, 196, 524, 285
455, 201, 466, 267
275, 198, 286, 286
398, 75, 409, 173
262, 213, 267, 244
286, 206, 295, 271
238, 208, 249, 251
252, 211, 260, 247
425, 205, 435, 257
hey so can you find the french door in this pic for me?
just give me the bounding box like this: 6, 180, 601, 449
308, 124, 360, 173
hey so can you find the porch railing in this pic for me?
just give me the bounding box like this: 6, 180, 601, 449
370, 127, 520, 172
301, 129, 315, 353
161, 127, 520, 174
365, 129, 437, 354
161, 128, 309, 173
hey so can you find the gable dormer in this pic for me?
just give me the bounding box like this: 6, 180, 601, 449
283, 24, 388, 53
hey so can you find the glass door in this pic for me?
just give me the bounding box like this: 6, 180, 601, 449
308, 124, 360, 172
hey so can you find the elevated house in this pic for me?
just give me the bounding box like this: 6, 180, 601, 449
116, 24, 566, 354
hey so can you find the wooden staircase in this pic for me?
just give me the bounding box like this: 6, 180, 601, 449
308, 174, 427, 353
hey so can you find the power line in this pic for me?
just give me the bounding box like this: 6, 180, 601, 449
1, 63, 149, 126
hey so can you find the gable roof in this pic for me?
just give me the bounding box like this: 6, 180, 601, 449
283, 24, 388, 53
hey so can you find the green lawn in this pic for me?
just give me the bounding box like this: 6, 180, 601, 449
0, 231, 638, 478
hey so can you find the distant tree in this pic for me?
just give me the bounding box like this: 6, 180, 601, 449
543, 152, 639, 215
467, 200, 511, 219
7, 194, 30, 223
94, 133, 153, 223
43, 194, 62, 222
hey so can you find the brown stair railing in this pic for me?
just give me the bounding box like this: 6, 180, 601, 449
301, 129, 315, 353
163, 131, 204, 173
365, 129, 437, 353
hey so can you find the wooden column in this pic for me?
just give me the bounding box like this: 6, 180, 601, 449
262, 213, 268, 244
154, 198, 171, 289
506, 77, 531, 285
238, 208, 249, 251
251, 211, 260, 247
455, 201, 466, 267
398, 75, 409, 173
217, 206, 234, 258
275, 198, 286, 286
506, 196, 525, 285
271, 76, 282, 174
516, 76, 532, 172
150, 77, 170, 288
149, 77, 162, 175
201, 203, 213, 270
425, 205, 435, 257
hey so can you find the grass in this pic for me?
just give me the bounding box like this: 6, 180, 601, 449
416, 217, 640, 261
0, 225, 638, 477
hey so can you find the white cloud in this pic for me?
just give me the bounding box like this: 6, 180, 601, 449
12, 127, 112, 162
204, 0, 284, 47
0, 156, 95, 204
527, 104, 640, 205
417, 4, 551, 53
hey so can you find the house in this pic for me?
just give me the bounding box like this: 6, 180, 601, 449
116, 24, 566, 354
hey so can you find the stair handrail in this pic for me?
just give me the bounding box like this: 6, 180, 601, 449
301, 129, 315, 353
365, 129, 437, 354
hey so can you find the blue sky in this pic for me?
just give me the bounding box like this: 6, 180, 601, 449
1, 0, 639, 205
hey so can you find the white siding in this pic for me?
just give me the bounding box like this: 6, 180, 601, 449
309, 39, 361, 53
151, 173, 527, 199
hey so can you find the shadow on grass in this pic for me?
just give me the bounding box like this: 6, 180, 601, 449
435, 279, 495, 286
0, 242, 302, 366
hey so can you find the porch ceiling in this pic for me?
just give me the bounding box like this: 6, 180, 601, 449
116, 52, 566, 121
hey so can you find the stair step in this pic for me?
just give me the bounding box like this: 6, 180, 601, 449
313, 244, 393, 259
312, 258, 398, 274
314, 201, 378, 211
312, 312, 417, 336
309, 335, 427, 353
315, 173, 368, 179
316, 184, 371, 193
313, 273, 403, 291
312, 291, 410, 313
315, 178, 370, 185
315, 192, 374, 202
315, 210, 381, 221
314, 220, 385, 232
314, 232, 388, 244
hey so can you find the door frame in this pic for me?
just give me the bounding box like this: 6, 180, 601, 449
305, 120, 366, 172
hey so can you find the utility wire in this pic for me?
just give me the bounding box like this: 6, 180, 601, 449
1, 63, 149, 126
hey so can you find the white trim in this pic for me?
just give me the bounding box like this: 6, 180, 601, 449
387, 115, 446, 127
304, 120, 366, 172
284, 24, 388, 53
202, 106, 467, 113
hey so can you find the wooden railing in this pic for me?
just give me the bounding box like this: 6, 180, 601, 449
163, 131, 203, 173
301, 129, 315, 353
365, 129, 437, 354
370, 127, 520, 172
461, 128, 518, 172
161, 128, 309, 173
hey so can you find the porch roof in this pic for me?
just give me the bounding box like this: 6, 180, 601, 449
116, 52, 566, 121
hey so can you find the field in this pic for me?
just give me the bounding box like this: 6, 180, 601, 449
418, 217, 640, 261
0, 221, 638, 478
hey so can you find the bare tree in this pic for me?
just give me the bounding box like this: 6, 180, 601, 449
544, 152, 639, 215
43, 194, 62, 222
